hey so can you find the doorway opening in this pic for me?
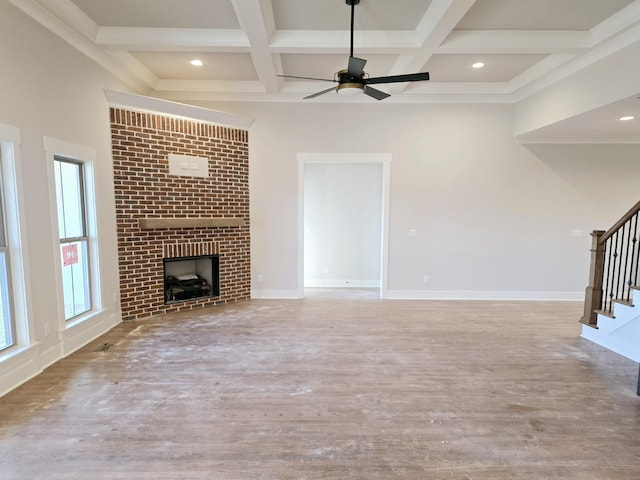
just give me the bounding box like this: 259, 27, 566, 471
298, 153, 391, 299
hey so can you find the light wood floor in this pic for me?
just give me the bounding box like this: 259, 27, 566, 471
1, 290, 639, 479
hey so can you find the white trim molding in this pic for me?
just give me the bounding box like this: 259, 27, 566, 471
104, 90, 254, 129
297, 152, 392, 299
385, 290, 584, 301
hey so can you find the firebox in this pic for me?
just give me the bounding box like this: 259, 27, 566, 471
163, 255, 220, 304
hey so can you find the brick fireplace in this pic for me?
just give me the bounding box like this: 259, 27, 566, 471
110, 107, 250, 321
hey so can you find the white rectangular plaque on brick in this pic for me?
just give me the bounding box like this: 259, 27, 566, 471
168, 153, 208, 178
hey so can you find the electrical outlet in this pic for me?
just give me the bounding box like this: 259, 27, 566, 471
257, 274, 264, 283
423, 275, 429, 283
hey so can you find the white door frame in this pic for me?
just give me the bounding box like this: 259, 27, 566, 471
297, 153, 391, 299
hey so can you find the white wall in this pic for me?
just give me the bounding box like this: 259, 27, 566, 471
190, 101, 640, 300
0, 2, 127, 396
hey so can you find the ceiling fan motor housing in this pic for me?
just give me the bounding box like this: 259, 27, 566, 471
346, 0, 360, 5
338, 69, 364, 85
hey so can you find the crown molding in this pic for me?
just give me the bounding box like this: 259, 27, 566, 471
104, 90, 254, 129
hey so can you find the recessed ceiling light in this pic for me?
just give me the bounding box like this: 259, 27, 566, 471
190, 59, 203, 67
619, 115, 635, 121
472, 62, 485, 69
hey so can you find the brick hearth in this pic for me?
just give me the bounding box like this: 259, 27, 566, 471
110, 108, 250, 320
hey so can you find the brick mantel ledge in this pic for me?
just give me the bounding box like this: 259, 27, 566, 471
138, 217, 246, 230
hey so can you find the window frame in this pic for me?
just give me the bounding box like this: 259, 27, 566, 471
0, 149, 16, 351
54, 156, 93, 321
0, 123, 30, 357
45, 136, 101, 327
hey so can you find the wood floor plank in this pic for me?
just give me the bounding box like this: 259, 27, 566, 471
0, 292, 638, 479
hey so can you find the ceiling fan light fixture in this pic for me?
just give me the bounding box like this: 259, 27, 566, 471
337, 83, 364, 95
280, 0, 429, 101
619, 115, 635, 121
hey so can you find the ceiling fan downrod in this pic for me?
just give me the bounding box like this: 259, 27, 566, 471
346, 0, 360, 58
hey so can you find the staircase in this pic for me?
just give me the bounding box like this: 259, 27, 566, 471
580, 200, 640, 395
581, 288, 640, 363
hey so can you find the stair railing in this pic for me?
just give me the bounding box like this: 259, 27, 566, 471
581, 200, 640, 327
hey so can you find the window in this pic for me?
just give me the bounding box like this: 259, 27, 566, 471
54, 158, 91, 320
0, 150, 15, 351
0, 124, 29, 356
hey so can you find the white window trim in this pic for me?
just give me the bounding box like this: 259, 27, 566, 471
0, 123, 33, 357
44, 137, 102, 330
297, 153, 392, 299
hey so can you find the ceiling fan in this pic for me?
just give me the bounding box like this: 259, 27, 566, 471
279, 0, 430, 100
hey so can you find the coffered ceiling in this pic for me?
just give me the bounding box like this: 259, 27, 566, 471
9, 0, 640, 139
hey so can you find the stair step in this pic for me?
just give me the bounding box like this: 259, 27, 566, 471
613, 299, 634, 307
594, 309, 615, 319
579, 317, 599, 329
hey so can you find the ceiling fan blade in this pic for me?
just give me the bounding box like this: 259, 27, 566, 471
304, 86, 337, 99
364, 86, 390, 101
277, 74, 337, 82
347, 56, 367, 78
366, 72, 430, 85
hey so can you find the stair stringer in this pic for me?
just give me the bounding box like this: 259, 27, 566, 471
581, 289, 640, 363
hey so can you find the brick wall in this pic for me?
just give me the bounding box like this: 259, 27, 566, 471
110, 108, 250, 320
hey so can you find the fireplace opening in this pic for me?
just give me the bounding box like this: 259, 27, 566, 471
163, 255, 220, 304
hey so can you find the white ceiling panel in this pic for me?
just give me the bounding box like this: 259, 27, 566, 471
131, 52, 258, 81
71, 0, 240, 29
17, 0, 640, 139
272, 0, 431, 31
424, 54, 547, 82
457, 0, 635, 30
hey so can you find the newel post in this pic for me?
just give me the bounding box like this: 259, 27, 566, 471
581, 230, 606, 327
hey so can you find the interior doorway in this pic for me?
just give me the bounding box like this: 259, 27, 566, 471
297, 153, 391, 299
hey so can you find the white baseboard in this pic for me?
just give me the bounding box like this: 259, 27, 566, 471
304, 279, 380, 288
0, 344, 43, 398
39, 342, 64, 370
0, 311, 122, 399
251, 288, 583, 301
384, 290, 584, 301
63, 311, 121, 357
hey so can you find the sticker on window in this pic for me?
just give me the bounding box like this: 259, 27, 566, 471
62, 244, 78, 266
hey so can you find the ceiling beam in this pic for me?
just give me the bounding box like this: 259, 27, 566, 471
387, 0, 477, 93
96, 27, 250, 50
269, 30, 420, 54
231, 0, 281, 93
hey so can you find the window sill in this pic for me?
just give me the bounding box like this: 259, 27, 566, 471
65, 308, 104, 330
